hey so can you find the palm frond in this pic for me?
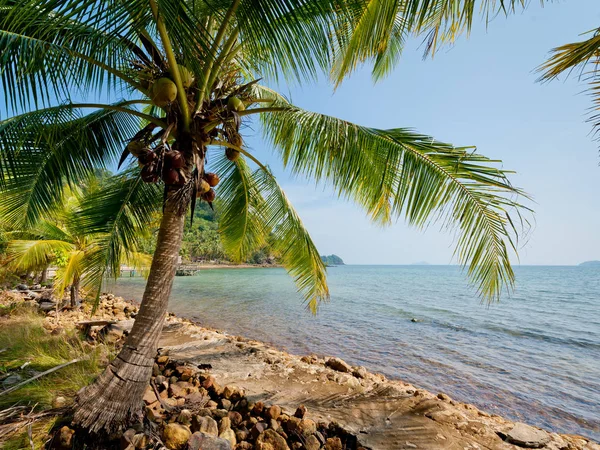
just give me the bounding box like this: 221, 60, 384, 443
0, 0, 149, 112
53, 249, 85, 298
0, 102, 145, 226
212, 152, 269, 262
258, 103, 529, 301
6, 239, 75, 271
255, 169, 329, 313
538, 27, 600, 146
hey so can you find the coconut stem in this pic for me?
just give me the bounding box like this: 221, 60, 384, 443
205, 29, 240, 100
149, 0, 191, 132
196, 0, 241, 112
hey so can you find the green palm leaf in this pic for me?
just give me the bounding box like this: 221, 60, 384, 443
257, 103, 528, 301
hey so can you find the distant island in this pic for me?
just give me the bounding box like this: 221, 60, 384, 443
579, 260, 600, 267
411, 261, 431, 266
321, 254, 345, 266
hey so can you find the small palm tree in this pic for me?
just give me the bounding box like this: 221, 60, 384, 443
0, 0, 531, 434
4, 177, 153, 307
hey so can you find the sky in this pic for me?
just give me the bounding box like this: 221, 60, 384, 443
4, 1, 599, 266
242, 0, 600, 266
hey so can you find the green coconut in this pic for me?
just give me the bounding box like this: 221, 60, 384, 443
227, 96, 245, 112
178, 65, 195, 89
151, 77, 178, 107
197, 179, 211, 196
126, 141, 147, 157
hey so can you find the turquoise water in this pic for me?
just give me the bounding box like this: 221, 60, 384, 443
110, 265, 600, 441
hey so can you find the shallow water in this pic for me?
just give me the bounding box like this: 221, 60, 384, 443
109, 265, 600, 441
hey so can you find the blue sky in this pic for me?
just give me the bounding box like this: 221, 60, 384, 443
242, 1, 600, 266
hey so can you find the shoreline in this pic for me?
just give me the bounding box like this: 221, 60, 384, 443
3, 289, 598, 449
115, 294, 599, 449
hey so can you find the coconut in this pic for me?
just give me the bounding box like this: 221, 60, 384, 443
225, 148, 240, 161
151, 77, 177, 107
227, 96, 245, 112
202, 188, 216, 202
138, 150, 157, 165
197, 179, 211, 196
162, 168, 180, 185
229, 132, 243, 147
204, 172, 220, 187
164, 150, 184, 169
127, 141, 147, 157
141, 164, 159, 183
177, 65, 195, 89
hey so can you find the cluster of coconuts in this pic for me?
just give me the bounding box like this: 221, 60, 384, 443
197, 172, 220, 202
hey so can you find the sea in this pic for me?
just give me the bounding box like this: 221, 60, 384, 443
109, 265, 600, 441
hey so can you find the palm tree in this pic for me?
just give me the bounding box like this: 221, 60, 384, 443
4, 175, 154, 307
0, 0, 531, 434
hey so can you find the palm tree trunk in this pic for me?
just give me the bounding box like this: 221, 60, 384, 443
72, 202, 186, 434
70, 276, 80, 308
39, 266, 48, 284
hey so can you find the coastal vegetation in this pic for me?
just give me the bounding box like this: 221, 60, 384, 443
320, 255, 345, 266
0, 0, 545, 441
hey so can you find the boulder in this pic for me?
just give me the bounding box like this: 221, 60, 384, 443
266, 405, 281, 421
505, 423, 550, 448
39, 301, 56, 312
191, 415, 218, 436
324, 437, 342, 450
294, 405, 306, 419
218, 417, 231, 434
162, 423, 191, 450
256, 429, 290, 450
143, 386, 158, 405
170, 381, 193, 398
299, 418, 317, 437
178, 409, 193, 425
352, 366, 368, 379
325, 357, 352, 373
16, 284, 28, 291
188, 432, 232, 450
304, 435, 321, 450
219, 428, 236, 448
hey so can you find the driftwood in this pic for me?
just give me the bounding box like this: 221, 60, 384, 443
0, 359, 81, 397
76, 320, 116, 328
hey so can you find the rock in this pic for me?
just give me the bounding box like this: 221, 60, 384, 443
38, 301, 56, 312
294, 405, 306, 419
285, 416, 301, 433
162, 423, 191, 450
132, 433, 148, 449
324, 437, 342, 450
325, 357, 352, 373
251, 401, 264, 416
169, 381, 192, 398
256, 429, 290, 450
176, 365, 195, 381
188, 432, 232, 450
121, 428, 137, 449
178, 409, 193, 425
299, 418, 317, 436
191, 415, 219, 436
250, 422, 268, 440
266, 405, 281, 421
236, 442, 252, 450
220, 398, 232, 410
222, 385, 243, 400
52, 396, 67, 408
2, 374, 22, 386
219, 428, 236, 448
505, 423, 550, 448
212, 409, 229, 420
352, 366, 368, 379
304, 435, 321, 450
228, 411, 243, 427
57, 426, 75, 449
269, 419, 279, 431
218, 417, 231, 434
143, 386, 158, 405
235, 427, 249, 442
16, 284, 28, 291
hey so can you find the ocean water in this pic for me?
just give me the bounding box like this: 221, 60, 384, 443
109, 265, 600, 441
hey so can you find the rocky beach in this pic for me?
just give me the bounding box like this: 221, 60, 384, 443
0, 287, 598, 450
